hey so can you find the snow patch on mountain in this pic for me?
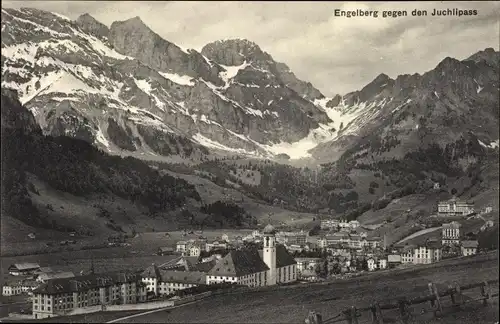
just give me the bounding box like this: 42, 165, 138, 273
133, 78, 152, 94
193, 133, 252, 154
38, 71, 97, 96
219, 61, 250, 83
478, 139, 499, 149
51, 11, 71, 21
95, 127, 111, 149
262, 124, 335, 159
158, 71, 195, 86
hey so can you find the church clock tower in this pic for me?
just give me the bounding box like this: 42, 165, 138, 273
262, 224, 277, 286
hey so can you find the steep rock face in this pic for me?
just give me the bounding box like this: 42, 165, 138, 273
2, 9, 334, 160
1, 88, 41, 134
311, 48, 500, 163
76, 13, 109, 40
201, 39, 325, 101
108, 17, 223, 86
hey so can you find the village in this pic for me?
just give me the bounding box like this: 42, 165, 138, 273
0, 196, 495, 320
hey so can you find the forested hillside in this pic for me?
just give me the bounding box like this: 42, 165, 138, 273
1, 89, 201, 232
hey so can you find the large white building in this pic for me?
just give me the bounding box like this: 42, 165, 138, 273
442, 221, 461, 246
320, 219, 339, 230
275, 230, 307, 245
400, 241, 443, 265
438, 197, 474, 217
207, 225, 297, 287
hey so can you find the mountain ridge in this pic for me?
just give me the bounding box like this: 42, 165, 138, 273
1, 8, 498, 244
1, 7, 336, 161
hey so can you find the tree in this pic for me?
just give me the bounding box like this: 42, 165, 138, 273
360, 258, 368, 271
309, 224, 321, 236
331, 262, 341, 275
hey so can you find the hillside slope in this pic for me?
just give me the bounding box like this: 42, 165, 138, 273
1, 89, 265, 244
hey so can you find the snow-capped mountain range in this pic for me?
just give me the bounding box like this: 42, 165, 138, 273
1, 8, 347, 160
1, 7, 499, 163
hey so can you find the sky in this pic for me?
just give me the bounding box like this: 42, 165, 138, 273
2, 1, 500, 96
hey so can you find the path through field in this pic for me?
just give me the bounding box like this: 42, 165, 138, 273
397, 226, 442, 244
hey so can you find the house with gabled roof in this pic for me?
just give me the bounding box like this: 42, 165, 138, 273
141, 256, 217, 296
461, 240, 478, 256
8, 263, 41, 276
156, 270, 206, 295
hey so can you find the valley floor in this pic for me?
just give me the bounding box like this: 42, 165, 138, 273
26, 252, 499, 324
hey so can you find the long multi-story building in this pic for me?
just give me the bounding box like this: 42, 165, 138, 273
205, 240, 228, 252
321, 219, 339, 230
275, 230, 307, 246
438, 197, 474, 217
31, 271, 147, 319
442, 221, 461, 246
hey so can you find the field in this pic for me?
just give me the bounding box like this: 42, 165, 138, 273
0, 228, 255, 288
162, 169, 319, 228
35, 251, 499, 324
129, 230, 254, 250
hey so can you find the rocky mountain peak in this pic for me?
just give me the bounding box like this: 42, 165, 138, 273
352, 72, 396, 102
373, 73, 391, 83
1, 88, 41, 134
466, 47, 500, 68
201, 38, 271, 66
76, 13, 109, 40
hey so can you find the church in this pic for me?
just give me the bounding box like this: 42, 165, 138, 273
206, 224, 297, 287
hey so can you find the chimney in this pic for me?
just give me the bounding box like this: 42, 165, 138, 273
70, 280, 80, 291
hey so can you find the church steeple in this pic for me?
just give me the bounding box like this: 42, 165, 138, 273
262, 224, 277, 286
90, 257, 95, 275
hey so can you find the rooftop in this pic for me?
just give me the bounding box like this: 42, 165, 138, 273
33, 271, 141, 295
263, 224, 277, 235
209, 249, 269, 277
159, 270, 206, 285
9, 263, 40, 271
258, 245, 297, 268
37, 271, 75, 281
462, 240, 479, 248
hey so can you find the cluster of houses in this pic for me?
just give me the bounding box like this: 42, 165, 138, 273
3, 225, 299, 319
388, 220, 480, 269
441, 221, 479, 256
2, 197, 490, 320
3, 264, 75, 297
143, 225, 297, 293
171, 229, 313, 257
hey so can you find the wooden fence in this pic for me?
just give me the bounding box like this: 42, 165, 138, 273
305, 279, 499, 324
